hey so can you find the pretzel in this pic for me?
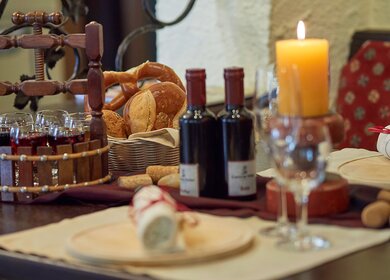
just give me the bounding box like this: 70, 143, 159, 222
100, 61, 185, 112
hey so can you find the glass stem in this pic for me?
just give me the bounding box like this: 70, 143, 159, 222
277, 186, 288, 225
295, 195, 309, 240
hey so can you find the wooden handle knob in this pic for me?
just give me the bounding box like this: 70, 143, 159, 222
12, 11, 62, 25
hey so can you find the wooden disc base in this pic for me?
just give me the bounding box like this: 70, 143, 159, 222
266, 173, 350, 217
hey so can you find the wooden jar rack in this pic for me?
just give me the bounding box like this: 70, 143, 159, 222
0, 11, 109, 202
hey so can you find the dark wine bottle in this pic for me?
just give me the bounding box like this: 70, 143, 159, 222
217, 67, 256, 200
179, 69, 217, 198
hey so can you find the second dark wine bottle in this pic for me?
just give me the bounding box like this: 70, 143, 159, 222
217, 67, 256, 200
179, 69, 217, 198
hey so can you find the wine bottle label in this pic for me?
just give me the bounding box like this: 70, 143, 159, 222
228, 160, 256, 196
179, 164, 199, 197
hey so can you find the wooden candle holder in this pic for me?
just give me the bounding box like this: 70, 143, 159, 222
302, 111, 345, 146
0, 11, 109, 202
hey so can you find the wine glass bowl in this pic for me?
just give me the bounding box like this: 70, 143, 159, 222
0, 112, 34, 148
10, 124, 47, 155
270, 118, 329, 191
35, 109, 69, 132
48, 124, 85, 152
1, 112, 34, 125
65, 112, 91, 141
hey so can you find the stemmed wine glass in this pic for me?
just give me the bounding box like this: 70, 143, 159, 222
268, 64, 331, 251
269, 117, 331, 251
253, 65, 294, 238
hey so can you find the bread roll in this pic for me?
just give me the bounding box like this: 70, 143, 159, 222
118, 174, 153, 190
361, 201, 390, 228
102, 110, 127, 138
158, 173, 180, 188
123, 90, 156, 134
172, 99, 187, 129
377, 190, 390, 203
146, 165, 179, 183
151, 82, 186, 130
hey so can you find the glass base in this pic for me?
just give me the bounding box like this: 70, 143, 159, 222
259, 223, 296, 239
277, 235, 330, 252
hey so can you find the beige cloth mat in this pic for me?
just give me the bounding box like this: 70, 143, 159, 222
258, 148, 389, 188
0, 206, 388, 280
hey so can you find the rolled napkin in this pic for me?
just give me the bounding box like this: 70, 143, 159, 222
376, 125, 390, 158
130, 185, 185, 253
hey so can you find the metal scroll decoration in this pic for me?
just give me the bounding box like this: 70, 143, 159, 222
115, 0, 196, 71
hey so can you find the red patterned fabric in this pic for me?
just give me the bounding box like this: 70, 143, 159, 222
337, 41, 390, 150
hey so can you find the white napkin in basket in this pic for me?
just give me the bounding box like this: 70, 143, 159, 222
127, 128, 179, 148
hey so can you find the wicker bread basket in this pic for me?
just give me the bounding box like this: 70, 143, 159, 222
107, 128, 180, 173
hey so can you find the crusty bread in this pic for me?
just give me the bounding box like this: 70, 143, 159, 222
122, 82, 185, 134
157, 173, 180, 188
123, 90, 156, 134
361, 200, 390, 228
151, 82, 186, 130
102, 110, 127, 138
146, 165, 179, 183
172, 99, 187, 129
118, 174, 153, 190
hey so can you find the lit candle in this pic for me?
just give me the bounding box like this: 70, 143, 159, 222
276, 21, 329, 117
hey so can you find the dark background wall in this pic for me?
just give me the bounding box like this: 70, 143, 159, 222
85, 0, 156, 71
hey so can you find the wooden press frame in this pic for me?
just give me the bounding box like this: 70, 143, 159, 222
0, 11, 109, 202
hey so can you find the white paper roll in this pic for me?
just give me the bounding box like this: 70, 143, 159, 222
376, 125, 390, 159
132, 185, 182, 252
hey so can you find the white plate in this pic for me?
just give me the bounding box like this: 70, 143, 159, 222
338, 155, 390, 189
66, 214, 254, 266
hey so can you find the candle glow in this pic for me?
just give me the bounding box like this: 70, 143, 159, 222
297, 21, 305, 40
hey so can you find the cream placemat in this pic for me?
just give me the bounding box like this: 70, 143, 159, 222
257, 148, 382, 181
0, 206, 388, 280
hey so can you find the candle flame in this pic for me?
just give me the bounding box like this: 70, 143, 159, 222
297, 20, 305, 40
